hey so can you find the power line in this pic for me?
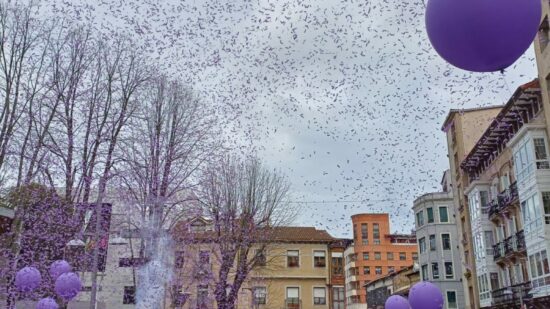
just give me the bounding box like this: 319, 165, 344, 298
288, 198, 408, 204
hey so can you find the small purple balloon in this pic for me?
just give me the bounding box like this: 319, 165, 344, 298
36, 297, 59, 309
49, 260, 71, 280
426, 0, 541, 72
54, 272, 82, 301
409, 281, 444, 309
385, 295, 411, 309
15, 266, 42, 292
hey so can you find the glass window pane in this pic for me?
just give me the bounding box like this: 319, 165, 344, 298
439, 207, 449, 222
427, 208, 434, 223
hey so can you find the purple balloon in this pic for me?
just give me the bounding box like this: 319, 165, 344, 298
54, 272, 82, 301
385, 295, 411, 309
36, 297, 59, 309
49, 260, 72, 280
426, 0, 541, 72
15, 266, 42, 292
409, 281, 444, 309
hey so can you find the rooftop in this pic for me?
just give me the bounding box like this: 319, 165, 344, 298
460, 79, 541, 177
441, 105, 504, 132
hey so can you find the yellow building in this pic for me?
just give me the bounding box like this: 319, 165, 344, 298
441, 106, 502, 309
170, 217, 346, 309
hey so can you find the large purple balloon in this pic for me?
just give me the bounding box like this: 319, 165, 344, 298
15, 266, 42, 292
49, 260, 72, 281
385, 295, 411, 309
36, 297, 59, 309
54, 272, 82, 301
409, 281, 444, 309
426, 0, 541, 72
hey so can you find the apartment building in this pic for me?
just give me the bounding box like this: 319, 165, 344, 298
170, 218, 348, 309
458, 80, 541, 308
346, 214, 417, 306
413, 170, 464, 309
442, 105, 503, 309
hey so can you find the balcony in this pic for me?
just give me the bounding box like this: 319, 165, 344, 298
489, 182, 519, 220
491, 281, 532, 306
493, 230, 526, 262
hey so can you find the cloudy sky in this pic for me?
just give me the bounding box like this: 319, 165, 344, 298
47, 0, 537, 237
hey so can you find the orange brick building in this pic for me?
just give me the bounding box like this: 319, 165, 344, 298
347, 214, 418, 305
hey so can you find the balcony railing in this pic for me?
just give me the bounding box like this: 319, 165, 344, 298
285, 298, 301, 309
493, 230, 525, 262
491, 281, 532, 306
489, 182, 519, 219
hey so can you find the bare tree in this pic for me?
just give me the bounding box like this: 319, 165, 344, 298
115, 76, 218, 255
0, 1, 47, 185
197, 157, 294, 309
87, 38, 149, 309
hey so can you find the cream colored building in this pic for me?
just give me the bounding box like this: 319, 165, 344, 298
169, 218, 343, 309
441, 106, 502, 309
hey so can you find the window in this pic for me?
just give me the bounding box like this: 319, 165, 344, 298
442, 234, 451, 250
199, 251, 210, 264
175, 251, 184, 268
286, 287, 299, 305
439, 206, 449, 223
361, 223, 368, 239
197, 285, 209, 306
254, 249, 267, 267
446, 291, 458, 309
353, 224, 357, 240
331, 252, 343, 275
522, 193, 543, 234
313, 287, 326, 305
534, 138, 550, 169
375, 266, 382, 275
421, 264, 428, 280
529, 249, 550, 288
432, 263, 439, 279
332, 287, 345, 309
172, 285, 186, 307
373, 239, 381, 245
387, 252, 394, 260
419, 237, 426, 253
388, 266, 395, 273
363, 266, 370, 275
373, 223, 380, 242
543, 192, 550, 224
427, 207, 434, 223
374, 252, 381, 260
119, 257, 147, 267
480, 191, 489, 209
445, 262, 454, 279
412, 252, 418, 261
123, 286, 136, 304
429, 235, 436, 251
314, 251, 326, 267
399, 252, 406, 261
254, 287, 267, 305
484, 231, 494, 255
287, 250, 299, 267
363, 252, 369, 260
416, 211, 424, 227
514, 139, 535, 181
